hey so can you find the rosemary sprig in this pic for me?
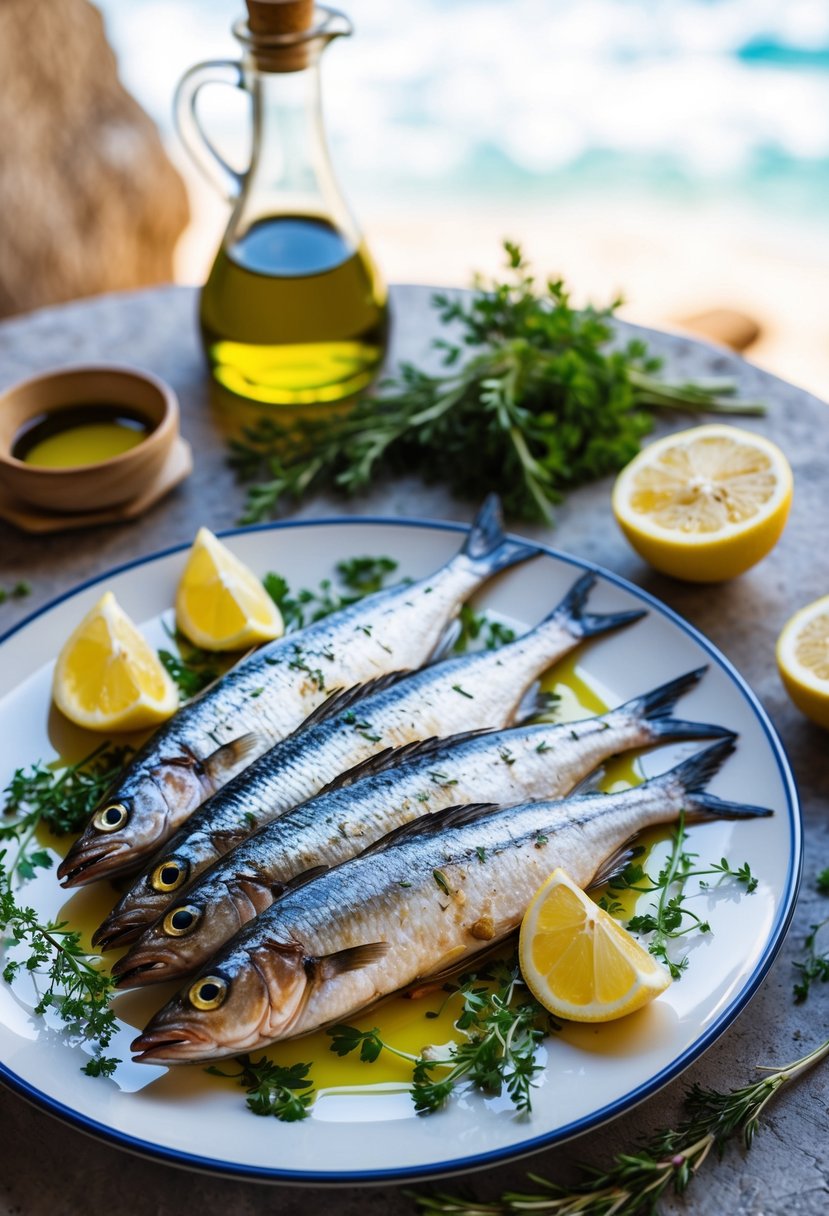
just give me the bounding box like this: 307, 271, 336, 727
0, 860, 120, 1076
329, 957, 557, 1115
410, 1035, 829, 1215
1, 743, 133, 889
205, 1054, 314, 1122
228, 242, 764, 526
603, 815, 758, 979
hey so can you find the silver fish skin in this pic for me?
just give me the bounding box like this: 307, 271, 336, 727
131, 739, 771, 1063
112, 667, 731, 986
58, 495, 538, 887
96, 571, 644, 949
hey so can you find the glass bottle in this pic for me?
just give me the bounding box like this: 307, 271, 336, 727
175, 0, 388, 406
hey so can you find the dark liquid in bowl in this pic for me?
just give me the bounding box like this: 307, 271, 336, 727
12, 405, 152, 469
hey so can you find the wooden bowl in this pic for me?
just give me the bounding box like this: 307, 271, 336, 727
0, 366, 179, 514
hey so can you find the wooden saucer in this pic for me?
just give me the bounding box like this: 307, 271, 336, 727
0, 437, 192, 533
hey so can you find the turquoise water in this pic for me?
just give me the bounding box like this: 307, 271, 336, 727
94, 0, 829, 227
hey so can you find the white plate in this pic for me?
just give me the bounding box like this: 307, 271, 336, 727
0, 517, 801, 1184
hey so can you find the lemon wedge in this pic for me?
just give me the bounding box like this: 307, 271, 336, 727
777, 595, 829, 729
518, 867, 671, 1022
53, 591, 179, 731
612, 424, 792, 582
176, 527, 284, 651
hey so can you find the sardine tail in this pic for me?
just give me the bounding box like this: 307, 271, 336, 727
666, 738, 773, 818
546, 571, 646, 639
619, 667, 709, 722
619, 667, 734, 743
461, 495, 539, 575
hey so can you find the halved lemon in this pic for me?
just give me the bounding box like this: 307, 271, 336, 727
53, 591, 179, 731
612, 424, 793, 582
519, 867, 671, 1022
175, 527, 284, 651
777, 595, 829, 730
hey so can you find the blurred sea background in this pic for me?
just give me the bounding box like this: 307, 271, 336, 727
94, 0, 829, 396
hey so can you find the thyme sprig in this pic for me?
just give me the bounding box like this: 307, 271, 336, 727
0, 861, 120, 1076
601, 814, 758, 979
1, 743, 133, 889
410, 1035, 829, 1215
329, 958, 557, 1115
206, 1055, 314, 1122
228, 242, 764, 525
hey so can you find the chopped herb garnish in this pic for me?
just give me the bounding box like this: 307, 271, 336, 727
328, 957, 557, 1115
206, 1055, 314, 1122
452, 685, 473, 699
433, 869, 451, 895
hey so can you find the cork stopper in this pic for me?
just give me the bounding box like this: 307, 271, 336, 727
236, 3, 349, 73
245, 0, 314, 37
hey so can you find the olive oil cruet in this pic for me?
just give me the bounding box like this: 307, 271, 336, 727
175, 0, 388, 406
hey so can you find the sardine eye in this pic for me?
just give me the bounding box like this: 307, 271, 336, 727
93, 803, 128, 832
163, 905, 201, 937
189, 975, 227, 1011
151, 859, 189, 893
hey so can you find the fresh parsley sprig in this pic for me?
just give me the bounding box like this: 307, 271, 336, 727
0, 861, 120, 1076
329, 958, 557, 1115
1, 743, 133, 889
206, 1054, 314, 1122
228, 242, 764, 526
602, 815, 758, 979
410, 1035, 829, 1215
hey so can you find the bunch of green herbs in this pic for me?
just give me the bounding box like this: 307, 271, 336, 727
229, 242, 764, 525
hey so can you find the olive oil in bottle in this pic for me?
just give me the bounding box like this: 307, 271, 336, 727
200, 214, 387, 405
175, 1, 389, 407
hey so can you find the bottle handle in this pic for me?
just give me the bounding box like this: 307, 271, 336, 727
174, 60, 246, 203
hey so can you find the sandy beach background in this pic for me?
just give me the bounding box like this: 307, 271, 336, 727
95, 0, 829, 401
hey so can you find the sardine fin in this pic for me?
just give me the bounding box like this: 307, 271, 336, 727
318, 731, 490, 795
588, 842, 640, 889
460, 494, 539, 574
316, 941, 390, 980
209, 826, 252, 855
298, 672, 412, 730
359, 801, 500, 856
203, 733, 261, 782
280, 864, 329, 894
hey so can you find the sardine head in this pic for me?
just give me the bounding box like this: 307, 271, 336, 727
92, 854, 194, 950
112, 896, 235, 988
131, 941, 309, 1063
58, 758, 209, 888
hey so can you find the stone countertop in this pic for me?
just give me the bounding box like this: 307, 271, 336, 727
0, 285, 827, 1215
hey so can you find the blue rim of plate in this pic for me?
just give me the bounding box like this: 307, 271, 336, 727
0, 515, 802, 1186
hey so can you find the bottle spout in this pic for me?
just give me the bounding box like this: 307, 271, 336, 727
236, 3, 352, 72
